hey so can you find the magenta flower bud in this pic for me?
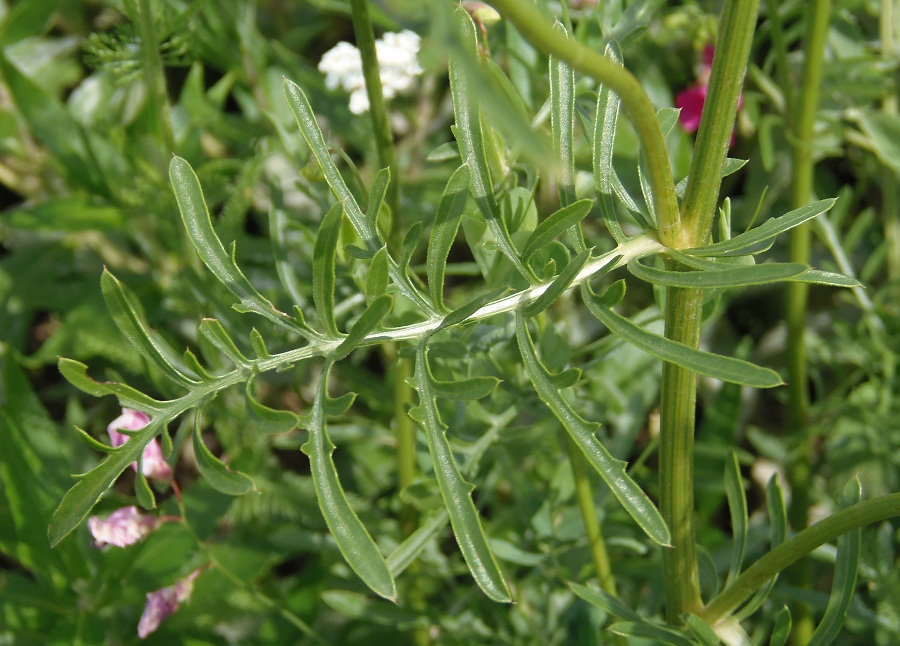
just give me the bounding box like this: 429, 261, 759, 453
88, 506, 159, 548
137, 569, 202, 639
108, 408, 173, 482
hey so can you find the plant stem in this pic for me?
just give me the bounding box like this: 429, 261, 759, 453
349, 0, 400, 248
563, 434, 616, 595
680, 0, 760, 246
137, 0, 175, 155
658, 285, 704, 621
700, 492, 900, 623
882, 0, 900, 280
657, 0, 759, 623
784, 3, 831, 641
489, 0, 681, 247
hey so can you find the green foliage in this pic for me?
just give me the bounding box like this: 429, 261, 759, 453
1, 0, 897, 644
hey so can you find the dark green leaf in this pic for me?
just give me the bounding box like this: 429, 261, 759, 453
428, 164, 470, 312
568, 582, 642, 622
724, 452, 748, 587
367, 167, 391, 227
333, 295, 393, 361
430, 375, 499, 401
101, 269, 199, 387
582, 284, 783, 388
411, 344, 511, 602
517, 315, 670, 545
436, 288, 507, 333
684, 199, 836, 257
170, 157, 306, 335
521, 249, 591, 317
770, 606, 792, 646
246, 382, 301, 434
593, 40, 626, 242
198, 319, 251, 369
58, 358, 164, 412
522, 200, 593, 260
399, 221, 422, 270
313, 201, 344, 338
193, 411, 254, 496
366, 246, 390, 304
682, 614, 720, 646
49, 421, 165, 546
808, 479, 862, 646
628, 259, 808, 288
608, 622, 694, 646
449, 10, 531, 280
301, 364, 396, 601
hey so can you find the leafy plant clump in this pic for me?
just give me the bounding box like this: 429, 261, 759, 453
1, 0, 898, 644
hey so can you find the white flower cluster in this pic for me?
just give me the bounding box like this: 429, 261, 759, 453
318, 30, 423, 115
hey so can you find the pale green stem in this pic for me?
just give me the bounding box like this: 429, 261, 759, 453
882, 0, 900, 280
658, 285, 704, 620
700, 492, 900, 623
138, 0, 175, 155
489, 0, 681, 247
784, 2, 831, 642
563, 433, 617, 596
349, 0, 400, 244
658, 0, 760, 622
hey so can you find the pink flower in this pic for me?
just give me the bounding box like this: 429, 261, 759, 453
88, 506, 160, 548
137, 569, 202, 639
108, 408, 173, 482
675, 46, 742, 145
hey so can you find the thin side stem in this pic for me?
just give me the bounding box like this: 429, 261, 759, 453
783, 3, 831, 641
700, 492, 900, 623
349, 0, 400, 247
658, 284, 704, 621
563, 434, 617, 595
138, 0, 175, 155
489, 0, 682, 247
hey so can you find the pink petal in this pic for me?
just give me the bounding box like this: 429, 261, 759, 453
88, 506, 159, 548
107, 408, 172, 482
137, 569, 202, 639
675, 85, 708, 133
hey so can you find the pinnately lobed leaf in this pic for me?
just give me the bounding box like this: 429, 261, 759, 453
410, 343, 512, 602
301, 363, 396, 601
48, 420, 166, 546
169, 156, 307, 336
516, 314, 671, 546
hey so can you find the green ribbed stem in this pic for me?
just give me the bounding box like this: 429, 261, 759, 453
783, 2, 832, 641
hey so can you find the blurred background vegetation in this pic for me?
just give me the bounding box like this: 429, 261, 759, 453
0, 0, 897, 643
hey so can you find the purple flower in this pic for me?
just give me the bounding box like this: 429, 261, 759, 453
675, 46, 742, 145
138, 569, 202, 639
88, 506, 160, 548
108, 408, 173, 482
